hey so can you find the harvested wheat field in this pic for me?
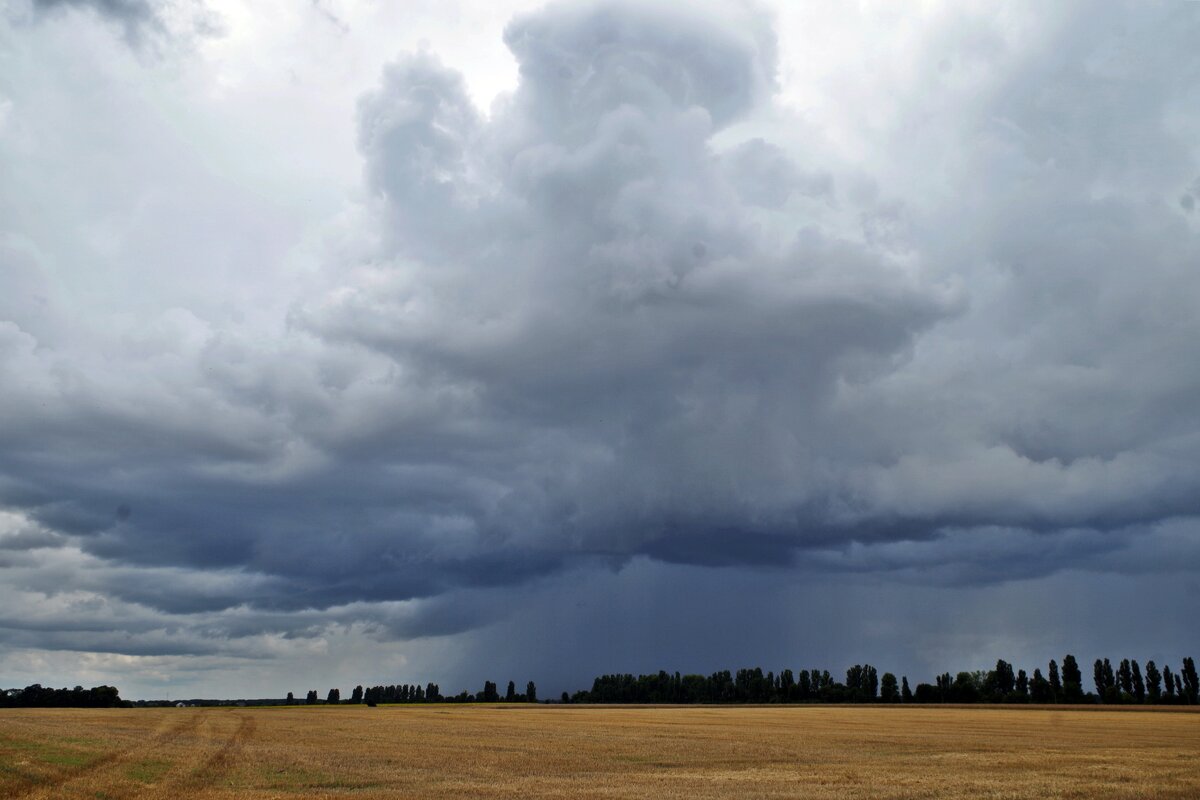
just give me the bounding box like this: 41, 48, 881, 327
1, 704, 1198, 799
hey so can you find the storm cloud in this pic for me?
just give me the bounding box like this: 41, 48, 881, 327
1, 0, 1198, 697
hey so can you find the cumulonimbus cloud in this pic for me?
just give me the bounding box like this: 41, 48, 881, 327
1, 0, 1199, 679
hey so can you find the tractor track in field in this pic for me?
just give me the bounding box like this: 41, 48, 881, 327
10, 709, 258, 799
10, 711, 202, 799
170, 710, 257, 792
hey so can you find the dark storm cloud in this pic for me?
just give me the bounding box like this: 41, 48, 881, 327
1, 0, 1199, 684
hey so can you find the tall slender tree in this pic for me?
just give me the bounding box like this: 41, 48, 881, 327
1145, 661, 1162, 703
1049, 660, 1062, 702
1061, 655, 1083, 702
1117, 659, 1133, 696
1131, 661, 1145, 703
1182, 658, 1199, 704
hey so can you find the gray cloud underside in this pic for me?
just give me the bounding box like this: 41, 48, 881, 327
2, 0, 1200, 671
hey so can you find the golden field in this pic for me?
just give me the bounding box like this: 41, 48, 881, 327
1, 704, 1198, 799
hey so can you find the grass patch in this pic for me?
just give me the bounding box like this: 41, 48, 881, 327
126, 758, 171, 783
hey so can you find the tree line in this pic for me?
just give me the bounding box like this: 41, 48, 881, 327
0, 684, 125, 708
8, 655, 1196, 708
285, 680, 539, 706
563, 655, 1200, 705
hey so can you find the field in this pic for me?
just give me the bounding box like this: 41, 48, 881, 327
1, 705, 1198, 798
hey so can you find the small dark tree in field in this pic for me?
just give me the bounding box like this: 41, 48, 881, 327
327, 688, 340, 704
306, 690, 318, 705
481, 681, 499, 703
527, 682, 537, 703
1164, 665, 1176, 700
901, 676, 912, 703
1093, 659, 1105, 698
1145, 661, 1162, 703
286, 692, 294, 705
1049, 660, 1061, 702
506, 681, 516, 702
880, 673, 899, 703
561, 692, 569, 704
351, 685, 363, 704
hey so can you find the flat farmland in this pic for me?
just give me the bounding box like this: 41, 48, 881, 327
1, 705, 1198, 799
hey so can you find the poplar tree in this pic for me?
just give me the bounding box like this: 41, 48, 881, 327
1182, 658, 1199, 704
1145, 661, 1162, 703
1131, 661, 1145, 703
1061, 655, 1083, 702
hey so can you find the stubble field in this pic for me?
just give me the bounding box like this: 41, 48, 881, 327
0, 704, 1197, 799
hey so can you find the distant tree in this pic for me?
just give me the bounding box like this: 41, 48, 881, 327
506, 681, 516, 702
913, 683, 939, 703
1049, 660, 1061, 702
327, 688, 340, 704
526, 682, 538, 703
952, 672, 980, 703
1174, 673, 1185, 701
989, 659, 1015, 698
1015, 669, 1029, 700
1030, 669, 1051, 703
1061, 655, 1083, 702
1145, 661, 1162, 703
1100, 659, 1119, 704
1117, 659, 1133, 697
350, 686, 363, 705
285, 691, 294, 705
880, 673, 899, 703
1093, 659, 1106, 698
1164, 665, 1176, 700
1131, 661, 1145, 703
1182, 658, 1199, 704
481, 681, 499, 703
306, 690, 318, 705
901, 676, 913, 703
561, 692, 570, 704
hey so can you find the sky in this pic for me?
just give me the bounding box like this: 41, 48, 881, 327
1, 0, 1198, 700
